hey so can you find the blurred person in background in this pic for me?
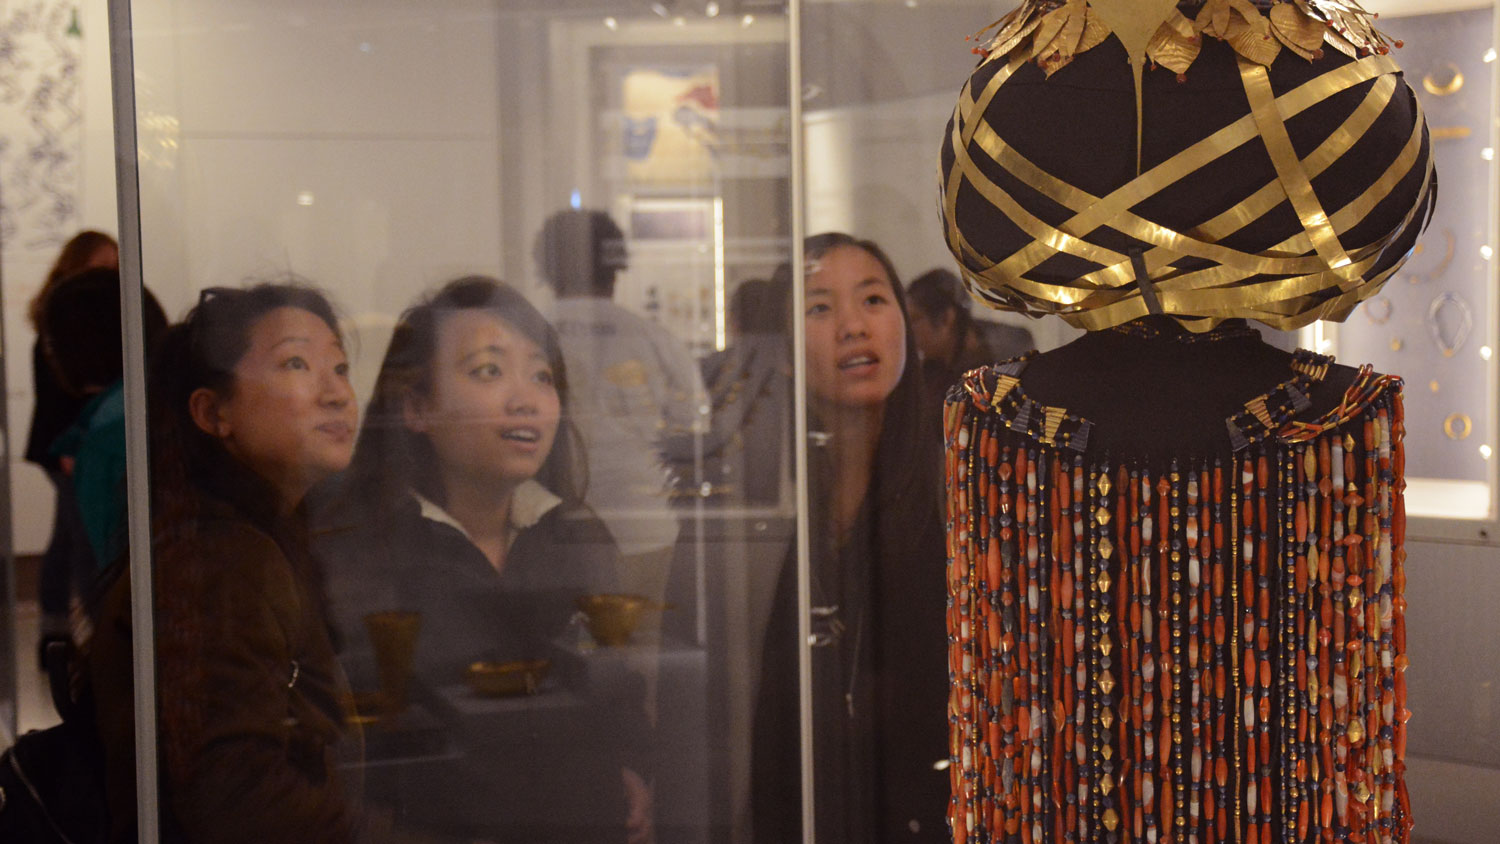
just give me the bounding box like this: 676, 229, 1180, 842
535, 208, 706, 635
40, 268, 169, 575
25, 230, 119, 661
905, 267, 1032, 413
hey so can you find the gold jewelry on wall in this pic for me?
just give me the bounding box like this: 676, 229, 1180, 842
1444, 412, 1473, 441
1423, 63, 1465, 97
1428, 292, 1474, 358
1430, 126, 1473, 141
1405, 230, 1455, 284
1362, 296, 1393, 324
1389, 337, 1403, 352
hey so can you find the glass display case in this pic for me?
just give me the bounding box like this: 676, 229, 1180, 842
1313, 2, 1500, 542
65, 1, 1500, 842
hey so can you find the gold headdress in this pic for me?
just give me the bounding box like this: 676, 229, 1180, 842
941, 0, 1434, 331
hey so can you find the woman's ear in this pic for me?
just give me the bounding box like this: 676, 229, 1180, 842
401, 390, 431, 434
188, 387, 229, 438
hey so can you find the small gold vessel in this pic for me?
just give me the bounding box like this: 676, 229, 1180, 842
576, 593, 664, 647
465, 659, 551, 697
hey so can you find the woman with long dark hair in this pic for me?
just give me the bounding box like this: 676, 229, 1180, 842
88, 284, 395, 843
753, 233, 950, 842
317, 276, 651, 843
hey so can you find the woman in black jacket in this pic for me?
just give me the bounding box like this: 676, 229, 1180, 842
317, 277, 651, 843
752, 233, 950, 843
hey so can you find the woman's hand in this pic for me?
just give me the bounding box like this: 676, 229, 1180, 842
622, 767, 654, 844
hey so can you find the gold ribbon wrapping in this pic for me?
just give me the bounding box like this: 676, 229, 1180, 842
942, 1, 1433, 332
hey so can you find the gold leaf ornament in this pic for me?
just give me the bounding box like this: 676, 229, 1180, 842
1147, 10, 1202, 78
1031, 0, 1086, 76
1030, 0, 1114, 77
1270, 2, 1327, 61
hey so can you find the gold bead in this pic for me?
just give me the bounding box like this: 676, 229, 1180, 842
1103, 808, 1120, 832
1099, 671, 1116, 695
1099, 638, 1114, 656
1098, 537, 1115, 559
1101, 776, 1115, 796
1101, 708, 1114, 729
1347, 720, 1364, 744
1099, 609, 1111, 624
1096, 508, 1112, 526
1097, 573, 1113, 592
1097, 476, 1112, 496
1101, 744, 1113, 760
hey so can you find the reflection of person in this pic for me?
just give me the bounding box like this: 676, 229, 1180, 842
664, 276, 792, 504
535, 209, 706, 596
905, 268, 1031, 412
40, 267, 169, 570
87, 284, 393, 843
25, 230, 119, 653
753, 233, 949, 842
317, 277, 651, 844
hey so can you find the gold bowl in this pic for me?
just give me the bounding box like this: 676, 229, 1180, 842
576, 593, 661, 647
465, 659, 551, 697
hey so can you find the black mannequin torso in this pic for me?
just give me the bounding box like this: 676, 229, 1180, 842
1019, 318, 1361, 457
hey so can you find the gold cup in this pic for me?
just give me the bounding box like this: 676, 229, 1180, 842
363, 611, 421, 715
576, 594, 663, 647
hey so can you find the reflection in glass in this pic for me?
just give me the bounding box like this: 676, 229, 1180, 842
317, 278, 650, 842
92, 285, 367, 842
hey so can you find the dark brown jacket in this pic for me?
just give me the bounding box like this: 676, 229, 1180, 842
91, 488, 366, 844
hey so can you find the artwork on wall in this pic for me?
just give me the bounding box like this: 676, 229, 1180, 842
619, 65, 719, 187
0, 1, 82, 253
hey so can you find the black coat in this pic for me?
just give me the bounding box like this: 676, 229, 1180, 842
752, 474, 951, 843
315, 489, 649, 842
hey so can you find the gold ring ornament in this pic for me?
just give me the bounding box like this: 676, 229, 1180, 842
1444, 412, 1473, 441
940, 0, 1436, 333
1422, 63, 1465, 97
1403, 229, 1455, 284
1427, 291, 1473, 358
1362, 296, 1393, 325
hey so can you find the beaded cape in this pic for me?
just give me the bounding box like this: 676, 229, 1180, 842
943, 350, 1410, 843
939, 0, 1436, 332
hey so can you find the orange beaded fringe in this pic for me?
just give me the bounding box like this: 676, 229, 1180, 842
944, 367, 1410, 844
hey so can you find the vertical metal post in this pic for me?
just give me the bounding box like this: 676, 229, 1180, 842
106, 2, 158, 842
786, 2, 814, 841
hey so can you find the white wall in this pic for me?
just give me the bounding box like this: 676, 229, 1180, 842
3, 0, 505, 553
2, 0, 119, 555
128, 0, 505, 437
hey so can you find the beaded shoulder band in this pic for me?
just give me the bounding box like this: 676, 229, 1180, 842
954, 349, 1392, 453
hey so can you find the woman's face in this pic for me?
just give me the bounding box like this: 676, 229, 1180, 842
196, 306, 357, 502
804, 244, 908, 410
407, 310, 561, 491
